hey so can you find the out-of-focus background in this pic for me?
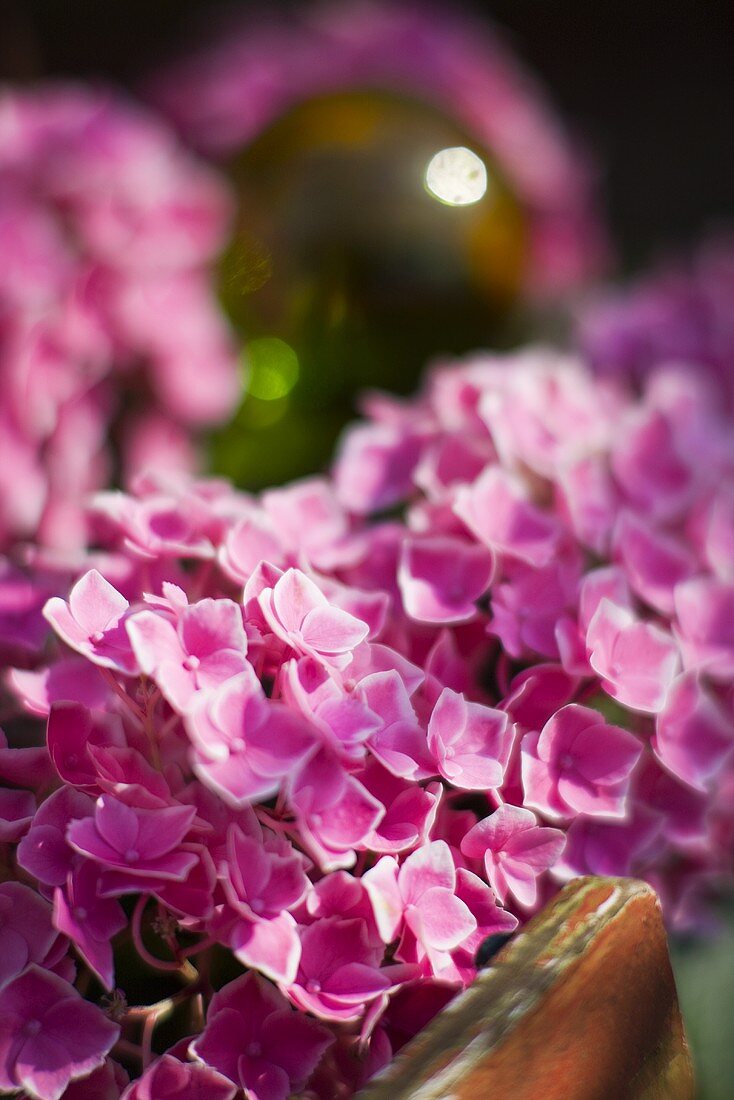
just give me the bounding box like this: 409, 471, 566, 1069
2, 2, 734, 1095
3, 0, 734, 489
4, 0, 733, 262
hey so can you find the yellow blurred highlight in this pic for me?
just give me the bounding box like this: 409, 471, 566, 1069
242, 336, 300, 401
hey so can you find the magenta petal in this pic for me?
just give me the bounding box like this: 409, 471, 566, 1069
571, 725, 641, 785
237, 1057, 290, 1100
95, 796, 139, 855
507, 827, 566, 873
181, 598, 247, 659
16, 1032, 74, 1100
260, 1009, 333, 1082
502, 861, 540, 908
231, 913, 301, 985
194, 752, 280, 806
134, 803, 196, 859
192, 1008, 246, 1083
272, 569, 325, 633
324, 962, 391, 1003
67, 816, 123, 865
0, 788, 35, 841
0, 927, 30, 988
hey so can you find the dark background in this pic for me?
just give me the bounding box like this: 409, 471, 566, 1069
2, 0, 733, 271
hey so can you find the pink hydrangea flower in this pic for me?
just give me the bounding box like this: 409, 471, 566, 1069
63, 1058, 130, 1100
286, 917, 393, 1022
460, 805, 566, 908
91, 490, 216, 562
126, 598, 248, 712
281, 656, 381, 762
289, 747, 384, 871
652, 673, 734, 792
121, 1054, 235, 1100
0, 882, 60, 990
0, 787, 36, 842
3, 332, 734, 1096
0, 964, 118, 1100
16, 787, 95, 890
218, 512, 283, 586
46, 702, 126, 789
53, 860, 127, 990
579, 237, 734, 411
191, 972, 333, 1100
186, 670, 315, 806
361, 761, 442, 854
258, 567, 369, 671
612, 510, 695, 616
521, 704, 643, 821
586, 599, 679, 712
9, 657, 110, 719
454, 467, 561, 568
358, 670, 434, 780
450, 868, 519, 982
220, 821, 308, 984
427, 688, 513, 790
67, 795, 198, 883
611, 406, 697, 522
44, 570, 137, 674
398, 536, 494, 623
674, 576, 734, 682
364, 841, 476, 970
490, 550, 581, 660
261, 477, 355, 571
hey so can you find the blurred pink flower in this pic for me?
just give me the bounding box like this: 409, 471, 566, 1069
0, 85, 238, 552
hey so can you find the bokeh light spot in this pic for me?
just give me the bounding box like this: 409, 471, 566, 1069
243, 336, 300, 400
425, 146, 488, 206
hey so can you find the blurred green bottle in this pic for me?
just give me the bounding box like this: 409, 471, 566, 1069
211, 92, 528, 487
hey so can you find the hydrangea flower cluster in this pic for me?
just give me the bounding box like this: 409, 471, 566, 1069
0, 85, 239, 552
580, 236, 734, 410
1, 347, 733, 1097
149, 0, 606, 296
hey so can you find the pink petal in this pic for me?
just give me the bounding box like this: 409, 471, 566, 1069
68, 570, 128, 635
272, 569, 326, 633
412, 887, 476, 951
363, 856, 403, 942
94, 796, 138, 855
180, 598, 247, 659
301, 605, 369, 656
231, 913, 301, 985
398, 840, 455, 904
126, 611, 182, 675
